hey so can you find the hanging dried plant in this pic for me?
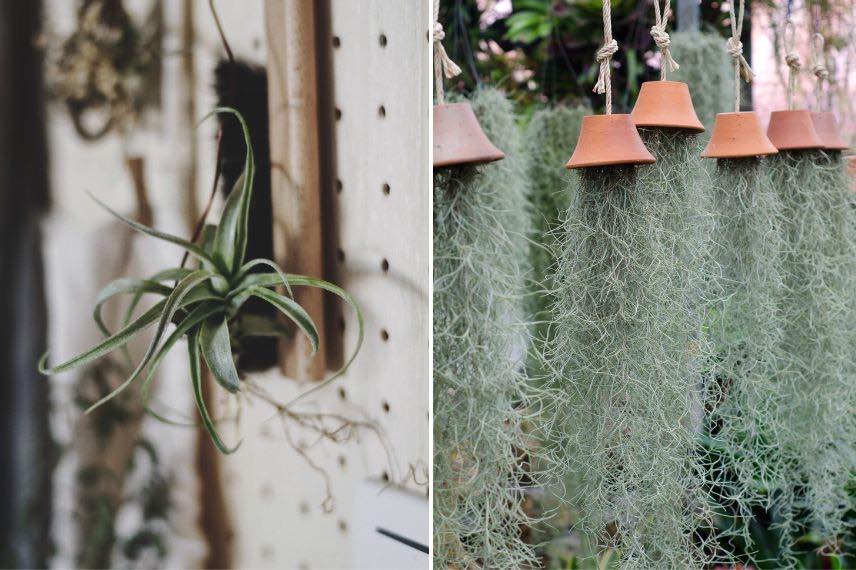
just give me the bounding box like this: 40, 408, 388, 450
433, 88, 549, 568
47, 0, 161, 139
544, 162, 725, 568
765, 148, 856, 557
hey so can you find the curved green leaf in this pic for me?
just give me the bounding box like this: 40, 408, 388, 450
139, 302, 224, 398
235, 258, 293, 299
247, 287, 318, 354
231, 272, 364, 407
87, 191, 224, 272
83, 270, 215, 413
93, 277, 172, 338
189, 328, 241, 454
199, 316, 241, 393
40, 299, 167, 375
203, 108, 254, 275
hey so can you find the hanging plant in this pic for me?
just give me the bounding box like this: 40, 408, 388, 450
542, 0, 727, 565
47, 0, 161, 139
432, 2, 549, 560
698, 4, 793, 563
39, 108, 363, 455
762, 25, 856, 554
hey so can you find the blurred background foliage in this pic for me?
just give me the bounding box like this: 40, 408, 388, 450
439, 0, 853, 123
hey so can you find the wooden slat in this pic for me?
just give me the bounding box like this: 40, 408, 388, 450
264, 0, 326, 380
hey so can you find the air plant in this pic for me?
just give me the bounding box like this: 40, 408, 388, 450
39, 108, 362, 454
433, 88, 547, 568
544, 163, 723, 568
766, 148, 856, 553
703, 158, 789, 561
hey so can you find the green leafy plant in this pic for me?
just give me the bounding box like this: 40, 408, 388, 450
39, 108, 363, 454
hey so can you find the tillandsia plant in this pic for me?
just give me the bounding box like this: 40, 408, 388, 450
669, 31, 734, 130
544, 164, 722, 568
433, 88, 552, 568
523, 104, 588, 367
703, 158, 789, 561
39, 108, 363, 454
766, 148, 856, 555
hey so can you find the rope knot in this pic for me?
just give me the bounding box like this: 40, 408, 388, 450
785, 51, 801, 72
650, 5, 679, 75
593, 39, 618, 95
726, 37, 753, 83
811, 33, 829, 81
432, 21, 445, 42
432, 21, 461, 81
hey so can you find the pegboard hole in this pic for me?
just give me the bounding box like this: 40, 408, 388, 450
382, 182, 391, 195
381, 258, 389, 272
332, 35, 341, 48
381, 471, 390, 483
338, 317, 346, 332
381, 400, 390, 414
379, 33, 388, 47
338, 519, 348, 533
380, 329, 390, 342
261, 545, 275, 561
338, 455, 347, 469
335, 107, 342, 121
338, 387, 347, 401
378, 105, 386, 118
299, 501, 310, 515
336, 178, 343, 193
260, 483, 274, 499
337, 248, 345, 263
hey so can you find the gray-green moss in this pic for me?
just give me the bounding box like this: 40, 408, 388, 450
545, 162, 722, 568
433, 88, 544, 568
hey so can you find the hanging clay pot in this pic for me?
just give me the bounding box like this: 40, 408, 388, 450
766, 109, 824, 150
566, 114, 655, 169
433, 102, 505, 168
810, 112, 849, 151
631, 81, 705, 132
701, 112, 778, 159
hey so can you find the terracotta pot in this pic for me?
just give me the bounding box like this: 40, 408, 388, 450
565, 114, 656, 169
810, 111, 849, 151
631, 81, 704, 132
433, 103, 505, 168
766, 110, 824, 150
701, 112, 778, 159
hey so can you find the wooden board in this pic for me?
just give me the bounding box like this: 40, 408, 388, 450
217, 1, 431, 568
265, 0, 327, 381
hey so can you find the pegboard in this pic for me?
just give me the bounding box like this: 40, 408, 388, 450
215, 1, 430, 569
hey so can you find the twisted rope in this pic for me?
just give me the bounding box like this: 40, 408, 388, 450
783, 20, 801, 110
593, 0, 619, 114
651, 0, 679, 80
727, 0, 753, 112
811, 32, 829, 111
433, 0, 461, 105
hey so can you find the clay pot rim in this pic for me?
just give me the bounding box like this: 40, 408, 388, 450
631, 80, 705, 133
701, 111, 779, 159
809, 111, 850, 151
566, 113, 656, 170
767, 109, 825, 151
433, 102, 506, 168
